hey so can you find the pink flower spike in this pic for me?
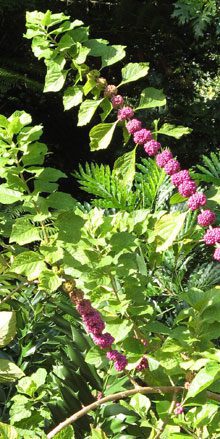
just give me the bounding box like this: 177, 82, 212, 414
164, 159, 181, 175
213, 247, 220, 261
133, 129, 152, 145
171, 170, 191, 187
111, 95, 124, 108
178, 180, 197, 197
126, 118, 142, 134
144, 140, 161, 156
156, 150, 173, 168
187, 192, 207, 211
197, 210, 216, 227
117, 106, 134, 121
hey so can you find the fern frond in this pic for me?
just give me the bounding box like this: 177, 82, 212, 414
187, 262, 220, 289
0, 68, 42, 93
74, 162, 136, 210
135, 158, 173, 210
193, 151, 220, 184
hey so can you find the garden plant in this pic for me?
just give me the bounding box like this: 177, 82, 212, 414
0, 9, 220, 439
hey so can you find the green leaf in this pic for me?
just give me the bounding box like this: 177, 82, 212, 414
129, 394, 151, 416
56, 212, 84, 243
170, 192, 187, 205
44, 56, 67, 92
91, 428, 108, 439
11, 251, 46, 281
46, 192, 76, 210
85, 39, 126, 68
63, 86, 83, 110
113, 148, 136, 190
157, 123, 192, 139
89, 122, 117, 151
154, 212, 187, 252
78, 99, 103, 126
85, 346, 105, 368
27, 368, 47, 391
105, 319, 133, 343
39, 269, 62, 292
53, 426, 75, 439
0, 185, 22, 204
186, 362, 220, 399
10, 218, 41, 245
0, 359, 24, 383
22, 142, 47, 166
0, 312, 16, 348
101, 45, 126, 68
119, 62, 149, 86
0, 423, 18, 439
136, 87, 166, 109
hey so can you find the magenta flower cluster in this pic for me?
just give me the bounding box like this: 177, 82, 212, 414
106, 350, 128, 371
110, 87, 219, 261
136, 356, 148, 371
174, 403, 184, 415
76, 298, 128, 371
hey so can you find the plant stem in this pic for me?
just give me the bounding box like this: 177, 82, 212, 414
47, 386, 183, 439
0, 282, 28, 304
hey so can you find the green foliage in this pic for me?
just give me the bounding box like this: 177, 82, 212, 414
172, 0, 219, 37
0, 8, 219, 438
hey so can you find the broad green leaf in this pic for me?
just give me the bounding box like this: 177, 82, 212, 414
0, 185, 22, 204
44, 56, 67, 92
85, 346, 105, 367
136, 87, 166, 109
101, 45, 126, 68
63, 86, 83, 110
91, 428, 108, 439
40, 244, 64, 264
192, 404, 218, 428
129, 394, 151, 416
10, 218, 41, 245
85, 39, 126, 67
0, 359, 24, 383
78, 99, 103, 126
53, 426, 75, 439
0, 423, 18, 439
154, 211, 187, 252
157, 123, 192, 139
17, 125, 43, 145
170, 192, 187, 205
105, 319, 133, 343
186, 362, 220, 399
90, 122, 117, 151
11, 251, 46, 281
100, 98, 113, 121
119, 62, 149, 86
56, 212, 84, 243
0, 312, 16, 348
39, 269, 62, 292
113, 148, 136, 190
46, 192, 76, 210
22, 142, 47, 166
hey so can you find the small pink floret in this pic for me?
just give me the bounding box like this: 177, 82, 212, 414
111, 95, 124, 108
92, 333, 115, 349
171, 170, 191, 187
133, 129, 152, 145
156, 150, 173, 168
213, 247, 220, 261
144, 140, 161, 156
204, 227, 220, 245
197, 210, 216, 227
178, 180, 197, 197
164, 159, 181, 175
136, 357, 148, 371
117, 106, 134, 121
187, 192, 207, 210
126, 118, 142, 134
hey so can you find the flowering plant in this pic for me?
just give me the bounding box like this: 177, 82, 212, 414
0, 10, 219, 439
